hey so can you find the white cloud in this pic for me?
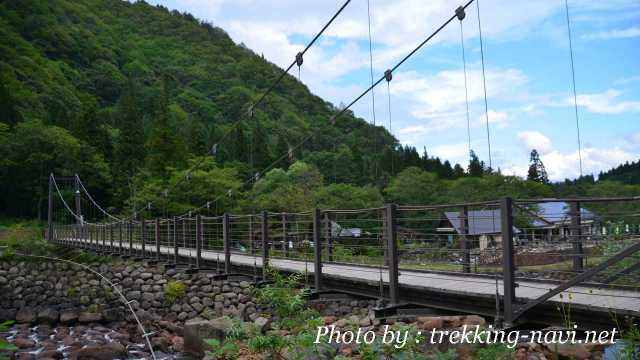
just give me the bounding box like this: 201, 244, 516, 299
575, 89, 640, 114
390, 67, 526, 134
430, 143, 470, 161
478, 110, 509, 128
582, 26, 640, 40
517, 131, 553, 155
543, 147, 638, 180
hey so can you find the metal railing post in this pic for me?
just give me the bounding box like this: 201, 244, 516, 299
461, 206, 470, 273
223, 213, 231, 273
155, 218, 161, 261
196, 215, 202, 268
385, 203, 399, 305
261, 210, 269, 278
47, 174, 53, 243
128, 221, 133, 256
173, 217, 178, 263
313, 208, 322, 290
249, 215, 254, 255
570, 201, 583, 272
141, 219, 146, 258
110, 223, 114, 250
282, 213, 288, 257
324, 212, 333, 262
500, 197, 516, 326
118, 221, 123, 253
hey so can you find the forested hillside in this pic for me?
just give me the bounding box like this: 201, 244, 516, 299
598, 160, 640, 185
0, 0, 638, 219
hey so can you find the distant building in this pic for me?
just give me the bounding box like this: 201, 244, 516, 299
437, 209, 519, 250
521, 201, 600, 242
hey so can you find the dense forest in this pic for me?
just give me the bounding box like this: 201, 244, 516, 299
0, 0, 638, 220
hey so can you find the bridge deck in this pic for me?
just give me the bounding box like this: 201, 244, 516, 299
62, 238, 640, 316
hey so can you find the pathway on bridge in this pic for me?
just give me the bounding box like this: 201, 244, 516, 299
63, 237, 640, 315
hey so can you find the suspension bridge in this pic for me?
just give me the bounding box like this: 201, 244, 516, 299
41, 0, 638, 330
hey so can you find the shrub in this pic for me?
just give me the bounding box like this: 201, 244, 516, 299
164, 280, 186, 304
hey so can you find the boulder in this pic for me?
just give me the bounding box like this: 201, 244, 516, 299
78, 312, 102, 323
59, 310, 79, 325
183, 318, 230, 358
15, 308, 37, 324
37, 307, 59, 324
14, 337, 36, 349
74, 342, 127, 360
551, 343, 591, 360
254, 316, 271, 332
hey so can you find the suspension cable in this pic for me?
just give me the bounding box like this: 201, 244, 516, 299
564, 0, 583, 177
386, 75, 395, 176
176, 0, 477, 219
457, 7, 472, 159
76, 175, 123, 222
366, 0, 378, 181
135, 0, 353, 216
476, 0, 493, 170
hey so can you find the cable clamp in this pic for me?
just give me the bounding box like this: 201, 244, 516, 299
455, 6, 466, 21
384, 69, 393, 82
295, 52, 303, 67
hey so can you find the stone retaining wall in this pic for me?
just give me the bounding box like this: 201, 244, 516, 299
0, 260, 375, 326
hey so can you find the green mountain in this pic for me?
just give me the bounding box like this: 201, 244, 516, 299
0, 0, 466, 218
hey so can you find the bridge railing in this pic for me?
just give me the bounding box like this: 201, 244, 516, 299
49, 195, 640, 324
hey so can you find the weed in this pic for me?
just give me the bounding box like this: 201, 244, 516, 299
164, 280, 186, 304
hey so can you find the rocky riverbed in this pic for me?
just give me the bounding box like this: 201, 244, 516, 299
1, 321, 189, 360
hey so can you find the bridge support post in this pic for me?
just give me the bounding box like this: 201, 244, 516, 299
128, 221, 133, 256
196, 215, 202, 268
249, 215, 254, 256
570, 201, 583, 272
173, 217, 178, 263
313, 208, 322, 291
47, 174, 53, 243
110, 223, 114, 250
324, 212, 333, 262
223, 213, 231, 273
500, 197, 516, 326
385, 203, 399, 305
155, 218, 161, 261
118, 221, 123, 254
261, 211, 269, 279
460, 206, 470, 273
282, 213, 288, 257
141, 219, 146, 259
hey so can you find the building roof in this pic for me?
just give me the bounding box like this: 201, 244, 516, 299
443, 209, 508, 236
526, 202, 597, 227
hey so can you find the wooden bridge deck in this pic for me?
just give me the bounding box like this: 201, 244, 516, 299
61, 237, 640, 318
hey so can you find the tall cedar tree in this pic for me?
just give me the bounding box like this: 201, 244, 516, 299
146, 77, 184, 175
113, 80, 145, 187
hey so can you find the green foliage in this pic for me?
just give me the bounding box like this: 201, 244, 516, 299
428, 348, 457, 360
204, 338, 240, 360
474, 343, 515, 360
0, 320, 17, 354
254, 267, 309, 319
164, 279, 186, 304
66, 287, 78, 298
0, 222, 52, 258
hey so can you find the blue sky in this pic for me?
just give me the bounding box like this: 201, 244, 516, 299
147, 0, 640, 181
